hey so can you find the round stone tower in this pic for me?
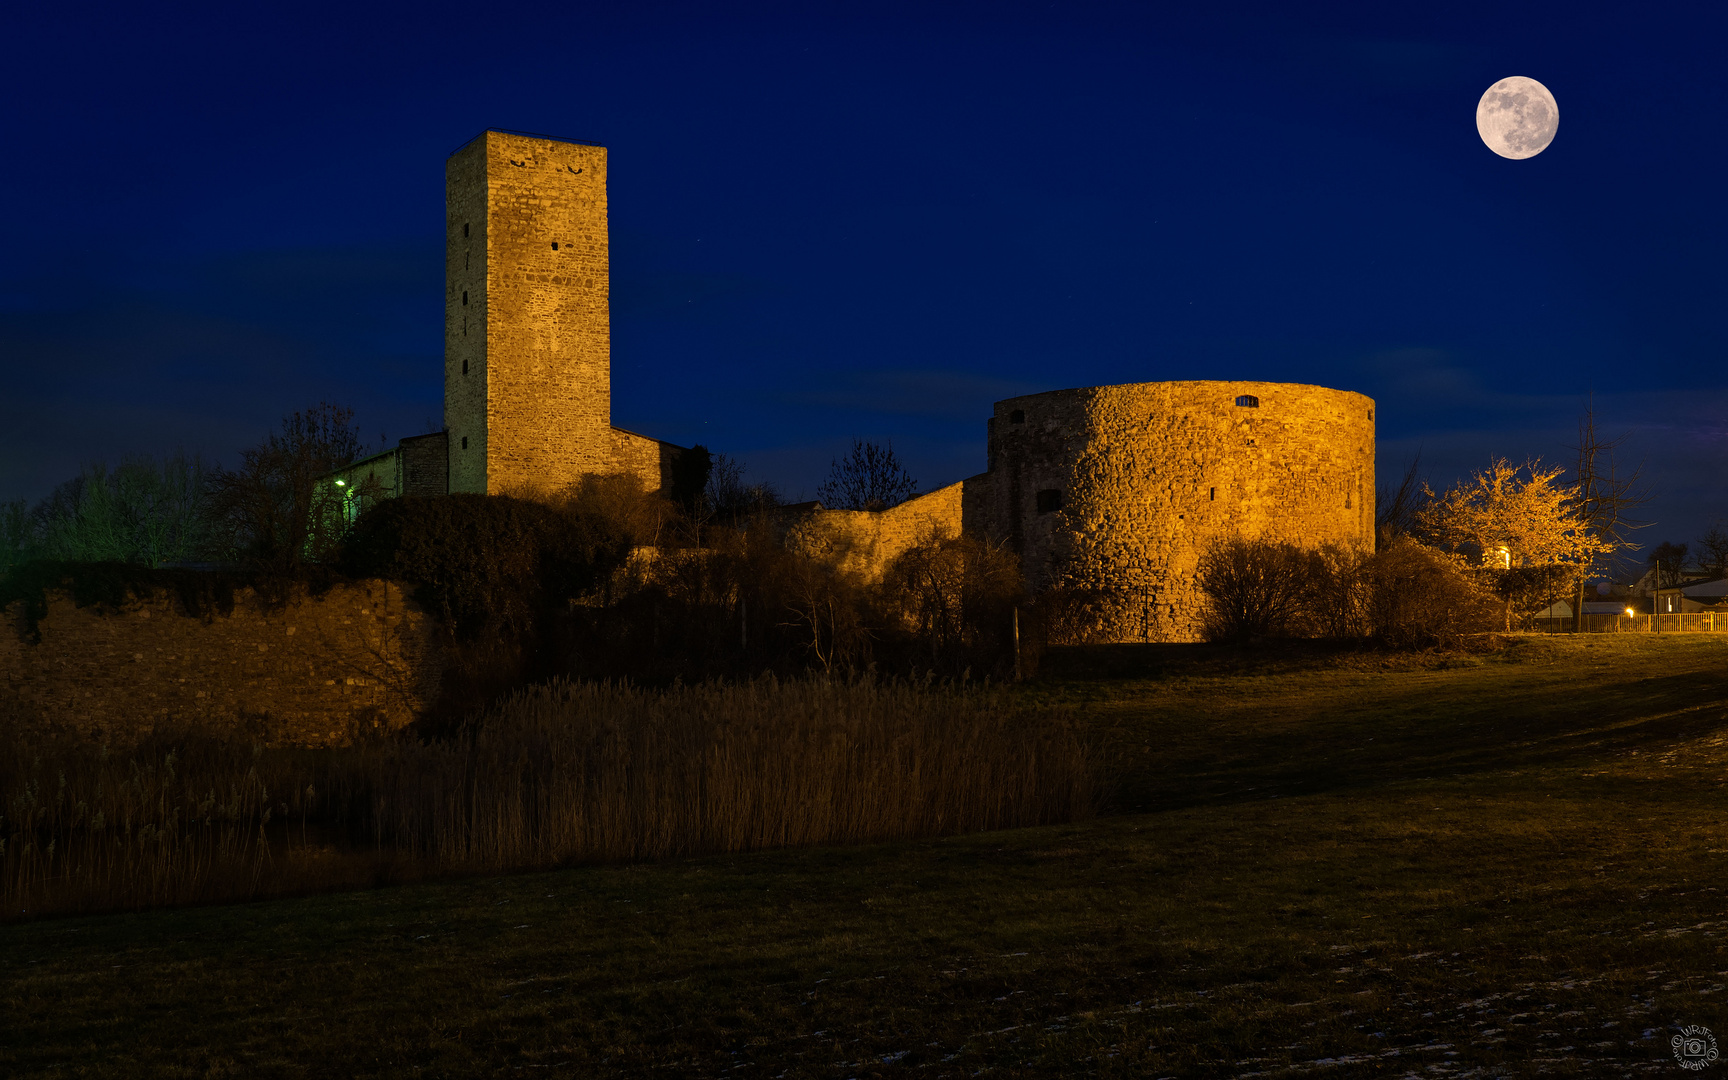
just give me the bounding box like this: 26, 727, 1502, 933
982, 380, 1375, 642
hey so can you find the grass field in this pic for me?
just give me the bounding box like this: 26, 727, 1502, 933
4, 633, 1727, 1078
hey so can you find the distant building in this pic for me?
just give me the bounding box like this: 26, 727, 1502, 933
324, 432, 450, 522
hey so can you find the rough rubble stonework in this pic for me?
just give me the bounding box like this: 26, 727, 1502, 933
981, 380, 1375, 642
776, 380, 1374, 643
445, 130, 680, 496
0, 582, 441, 747
778, 483, 972, 579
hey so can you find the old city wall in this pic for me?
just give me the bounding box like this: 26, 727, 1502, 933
986, 380, 1375, 642
0, 581, 442, 747
780, 482, 969, 579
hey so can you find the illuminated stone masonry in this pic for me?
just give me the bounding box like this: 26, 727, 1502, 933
369, 136, 1381, 646
975, 380, 1375, 642
775, 380, 1373, 642
0, 582, 440, 747
444, 130, 682, 495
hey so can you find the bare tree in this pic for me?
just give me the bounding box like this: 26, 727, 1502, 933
17, 455, 213, 567
706, 453, 780, 526
1375, 452, 1429, 550
1696, 523, 1728, 580
1567, 401, 1652, 629
1, 499, 29, 577
206, 403, 361, 572
817, 439, 918, 512
1647, 541, 1690, 612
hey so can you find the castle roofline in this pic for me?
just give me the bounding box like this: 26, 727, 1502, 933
448, 128, 606, 158
992, 378, 1372, 408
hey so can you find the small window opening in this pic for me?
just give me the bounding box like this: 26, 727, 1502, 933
1345, 495, 1353, 509
461, 436, 469, 450
461, 290, 468, 306
551, 241, 559, 250
462, 358, 469, 375
1009, 409, 1025, 424
1209, 487, 1216, 501
463, 223, 469, 238
1035, 489, 1063, 514
1235, 395, 1259, 408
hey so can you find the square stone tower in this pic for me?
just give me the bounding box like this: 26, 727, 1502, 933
445, 130, 610, 494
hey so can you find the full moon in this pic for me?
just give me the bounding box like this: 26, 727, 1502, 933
1476, 76, 1559, 160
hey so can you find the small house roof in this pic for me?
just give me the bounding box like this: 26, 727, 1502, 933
1683, 577, 1728, 599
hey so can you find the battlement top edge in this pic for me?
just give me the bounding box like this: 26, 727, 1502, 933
991, 379, 1374, 411
448, 128, 607, 158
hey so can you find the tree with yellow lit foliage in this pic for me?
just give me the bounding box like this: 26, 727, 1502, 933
1419, 458, 1611, 629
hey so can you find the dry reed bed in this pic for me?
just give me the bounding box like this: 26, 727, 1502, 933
0, 677, 1094, 919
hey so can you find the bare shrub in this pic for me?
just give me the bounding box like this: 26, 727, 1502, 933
1193, 535, 1498, 649
0, 678, 1095, 919
554, 472, 674, 548
563, 523, 880, 683
1194, 537, 1319, 642
1305, 542, 1373, 640
879, 531, 1024, 676
1360, 537, 1500, 648
1032, 587, 1113, 647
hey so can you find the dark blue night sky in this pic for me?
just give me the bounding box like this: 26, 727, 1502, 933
4, 1, 1724, 549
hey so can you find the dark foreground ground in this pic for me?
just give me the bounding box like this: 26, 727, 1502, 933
4, 634, 1727, 1078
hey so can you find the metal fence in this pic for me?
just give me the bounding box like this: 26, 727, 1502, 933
1532, 613, 1728, 633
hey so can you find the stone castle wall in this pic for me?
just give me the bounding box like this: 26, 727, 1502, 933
446, 131, 613, 495
773, 380, 1374, 643
779, 482, 969, 579
609, 426, 682, 494
985, 380, 1374, 641
0, 581, 442, 747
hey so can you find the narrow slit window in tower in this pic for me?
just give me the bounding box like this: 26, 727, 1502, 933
462, 358, 468, 375
1010, 409, 1025, 424
462, 291, 468, 306
1209, 487, 1216, 501
551, 241, 559, 250
463, 223, 469, 237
